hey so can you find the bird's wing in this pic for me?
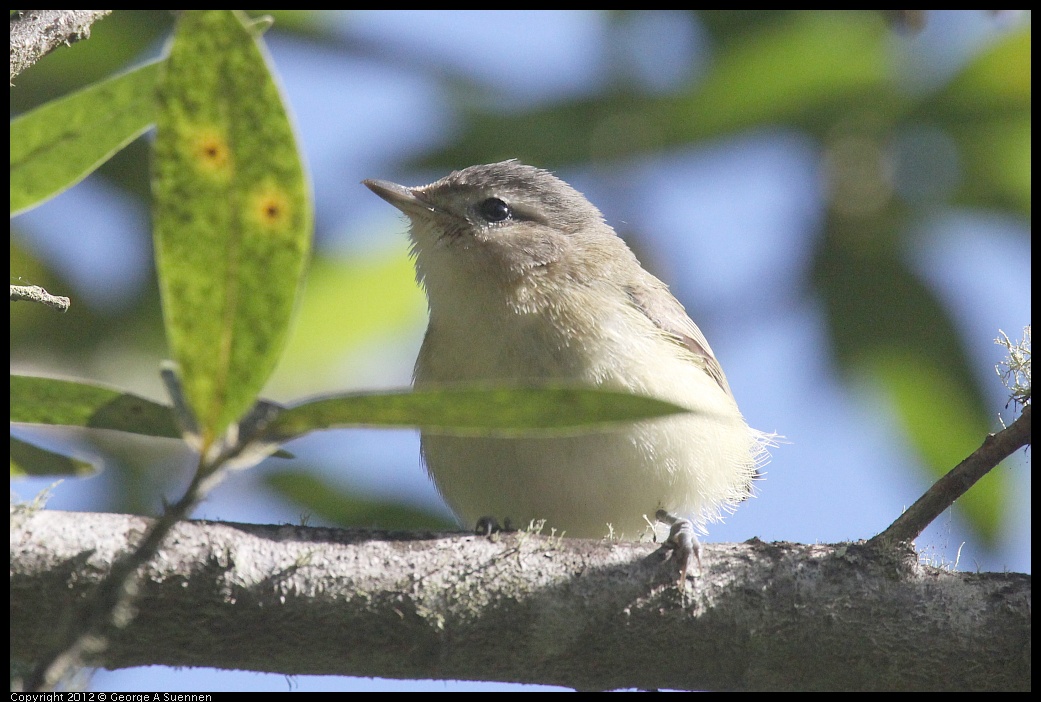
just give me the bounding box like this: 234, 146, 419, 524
624, 278, 734, 399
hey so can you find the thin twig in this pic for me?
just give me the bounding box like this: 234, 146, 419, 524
10, 284, 71, 312
870, 403, 1031, 546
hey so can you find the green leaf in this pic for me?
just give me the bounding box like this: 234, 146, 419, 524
266, 471, 454, 530
152, 10, 312, 444
10, 436, 95, 477
10, 375, 180, 439
266, 385, 690, 442
9, 374, 177, 478
9, 59, 161, 216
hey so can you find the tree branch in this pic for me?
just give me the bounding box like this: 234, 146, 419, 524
871, 403, 1031, 546
11, 509, 1030, 691
9, 10, 113, 83
10, 284, 71, 312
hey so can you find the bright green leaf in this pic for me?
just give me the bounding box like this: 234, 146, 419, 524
9, 59, 161, 216
152, 10, 312, 445
10, 375, 181, 439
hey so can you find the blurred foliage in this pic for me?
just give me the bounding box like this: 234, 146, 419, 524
10, 10, 1029, 540
265, 469, 454, 530
11, 437, 93, 477
269, 252, 425, 398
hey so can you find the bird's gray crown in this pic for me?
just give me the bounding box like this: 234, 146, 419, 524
424, 160, 606, 234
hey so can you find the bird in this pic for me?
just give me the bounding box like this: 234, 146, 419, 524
363, 160, 773, 544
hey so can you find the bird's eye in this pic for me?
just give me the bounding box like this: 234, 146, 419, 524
477, 197, 511, 223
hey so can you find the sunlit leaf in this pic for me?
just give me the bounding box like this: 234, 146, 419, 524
10, 60, 161, 216
152, 10, 312, 445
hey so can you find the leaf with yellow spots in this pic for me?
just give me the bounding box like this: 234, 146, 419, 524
152, 10, 312, 446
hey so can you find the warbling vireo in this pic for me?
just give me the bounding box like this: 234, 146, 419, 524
364, 161, 772, 541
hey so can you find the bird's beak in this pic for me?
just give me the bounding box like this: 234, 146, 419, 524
363, 179, 438, 219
